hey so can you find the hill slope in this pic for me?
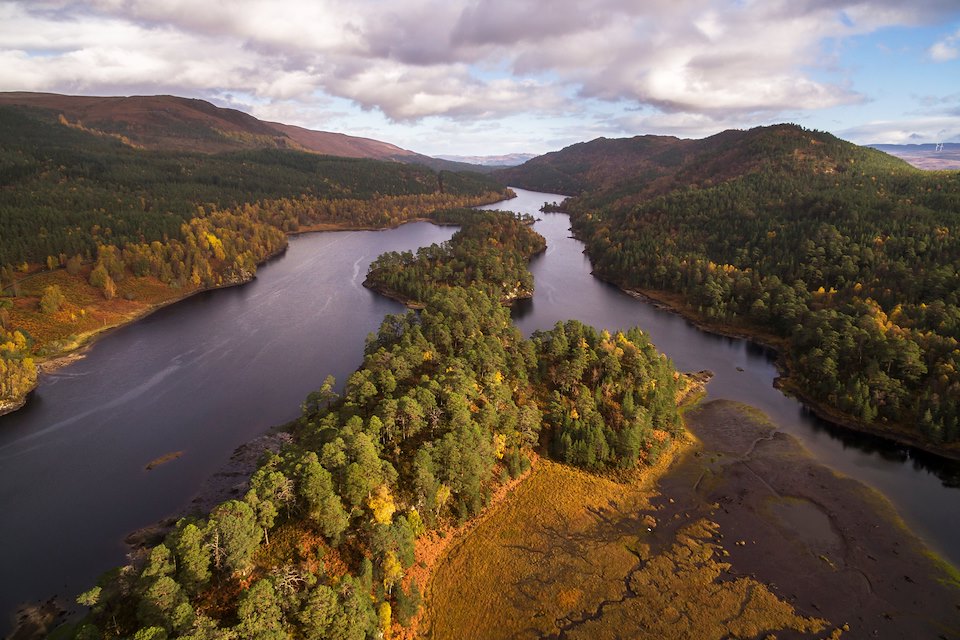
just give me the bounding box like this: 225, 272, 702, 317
502, 124, 960, 456
0, 102, 507, 267
0, 92, 485, 172
0, 99, 510, 414
495, 124, 912, 199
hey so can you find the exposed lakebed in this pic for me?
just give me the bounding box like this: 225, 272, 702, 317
484, 189, 960, 572
2, 188, 959, 635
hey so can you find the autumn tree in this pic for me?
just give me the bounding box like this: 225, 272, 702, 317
39, 284, 65, 314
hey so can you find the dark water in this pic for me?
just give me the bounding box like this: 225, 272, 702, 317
3, 189, 959, 634
0, 222, 454, 633
482, 188, 960, 571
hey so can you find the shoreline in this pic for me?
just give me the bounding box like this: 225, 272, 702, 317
424, 398, 960, 638
552, 210, 960, 462
0, 260, 274, 412
1, 192, 517, 418
415, 372, 707, 638
362, 278, 535, 310
670, 400, 960, 634
599, 274, 960, 463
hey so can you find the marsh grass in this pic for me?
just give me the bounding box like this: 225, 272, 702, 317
426, 450, 835, 639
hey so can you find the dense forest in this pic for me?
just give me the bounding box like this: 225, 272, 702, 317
504, 124, 960, 451
0, 105, 503, 267
364, 208, 544, 304
64, 208, 685, 639
0, 104, 509, 411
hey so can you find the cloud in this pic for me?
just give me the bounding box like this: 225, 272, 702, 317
839, 117, 960, 144
929, 28, 960, 61
0, 0, 958, 144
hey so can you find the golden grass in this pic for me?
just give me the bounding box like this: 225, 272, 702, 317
564, 519, 828, 640
425, 446, 836, 640
425, 452, 669, 639
10, 268, 197, 356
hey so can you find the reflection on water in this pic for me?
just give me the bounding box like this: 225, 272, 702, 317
2, 188, 958, 635
483, 188, 960, 568
0, 222, 455, 633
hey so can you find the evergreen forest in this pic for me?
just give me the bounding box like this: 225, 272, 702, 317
0, 105, 508, 410
502, 124, 960, 451
65, 208, 686, 639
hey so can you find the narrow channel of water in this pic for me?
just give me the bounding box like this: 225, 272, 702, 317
0, 222, 455, 633
3, 188, 958, 635
482, 188, 960, 570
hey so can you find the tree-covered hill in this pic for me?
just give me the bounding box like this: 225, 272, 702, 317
0, 103, 509, 414
495, 124, 912, 201
0, 104, 503, 267
494, 133, 693, 195
0, 92, 488, 172
501, 124, 960, 455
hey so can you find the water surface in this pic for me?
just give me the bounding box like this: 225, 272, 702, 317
483, 188, 960, 569
3, 188, 958, 634
0, 222, 454, 631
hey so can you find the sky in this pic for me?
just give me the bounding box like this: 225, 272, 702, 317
1, 0, 959, 156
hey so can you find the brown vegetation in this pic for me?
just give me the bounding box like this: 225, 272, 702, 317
0, 92, 468, 167
425, 452, 832, 639
424, 399, 960, 639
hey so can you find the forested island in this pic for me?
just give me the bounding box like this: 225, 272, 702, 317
4, 93, 960, 638
0, 103, 508, 414
59, 206, 692, 639
498, 124, 960, 457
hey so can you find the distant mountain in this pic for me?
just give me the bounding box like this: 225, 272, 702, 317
495, 124, 914, 202
494, 134, 692, 195
868, 143, 960, 170
513, 123, 960, 457
0, 92, 487, 172
435, 153, 536, 167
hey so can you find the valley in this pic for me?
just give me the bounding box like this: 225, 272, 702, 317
0, 94, 959, 639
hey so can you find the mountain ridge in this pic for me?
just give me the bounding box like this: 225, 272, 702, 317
435, 152, 536, 166
494, 124, 913, 204
499, 121, 960, 459
0, 91, 489, 172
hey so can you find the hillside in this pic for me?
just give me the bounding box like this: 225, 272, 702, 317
64, 209, 689, 640
501, 124, 960, 456
0, 100, 510, 415
0, 92, 482, 172
495, 124, 912, 200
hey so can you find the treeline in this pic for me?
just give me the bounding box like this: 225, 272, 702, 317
562, 126, 960, 447
0, 104, 507, 266
68, 211, 684, 639
533, 321, 683, 468
0, 191, 506, 410
0, 102, 510, 410
365, 209, 543, 303
0, 314, 35, 408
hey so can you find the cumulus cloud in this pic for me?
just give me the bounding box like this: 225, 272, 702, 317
0, 0, 958, 143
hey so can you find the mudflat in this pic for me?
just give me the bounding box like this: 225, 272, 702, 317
661, 400, 960, 638
427, 400, 960, 639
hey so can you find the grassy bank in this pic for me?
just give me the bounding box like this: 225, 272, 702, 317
425, 448, 833, 639
618, 281, 960, 462
425, 397, 960, 638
